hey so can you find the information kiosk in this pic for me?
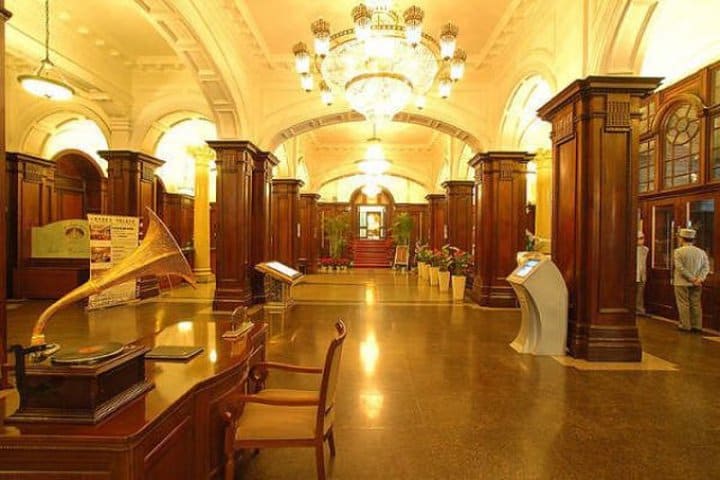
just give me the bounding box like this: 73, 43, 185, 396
506, 256, 568, 355
255, 261, 304, 310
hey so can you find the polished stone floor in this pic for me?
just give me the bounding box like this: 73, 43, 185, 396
6, 270, 720, 479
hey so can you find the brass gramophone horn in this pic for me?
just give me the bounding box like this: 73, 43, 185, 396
30, 208, 197, 348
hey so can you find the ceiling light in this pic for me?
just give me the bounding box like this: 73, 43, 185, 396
320, 81, 334, 105
362, 177, 382, 197
294, 3, 463, 122
17, 0, 74, 101
415, 95, 426, 110
300, 73, 314, 92
439, 75, 452, 99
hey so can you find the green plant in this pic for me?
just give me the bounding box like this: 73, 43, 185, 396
415, 242, 431, 263
448, 247, 472, 276
392, 213, 414, 245
324, 214, 350, 259
438, 245, 452, 272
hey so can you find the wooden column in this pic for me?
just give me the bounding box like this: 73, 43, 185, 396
300, 193, 321, 273
534, 149, 553, 243
442, 180, 474, 251
469, 152, 532, 307
207, 141, 254, 311
425, 193, 446, 249
250, 150, 278, 304
537, 76, 662, 361
271, 179, 304, 269
99, 150, 164, 299
1, 2, 12, 388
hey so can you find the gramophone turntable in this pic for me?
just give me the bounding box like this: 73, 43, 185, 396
7, 208, 196, 424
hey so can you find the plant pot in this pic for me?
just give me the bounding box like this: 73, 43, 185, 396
429, 266, 439, 286
417, 262, 427, 279
452, 275, 466, 302
438, 270, 450, 292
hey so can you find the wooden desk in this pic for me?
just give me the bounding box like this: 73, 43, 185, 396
0, 318, 267, 479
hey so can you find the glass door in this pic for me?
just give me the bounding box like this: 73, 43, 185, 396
687, 199, 715, 272
358, 206, 386, 240
652, 204, 675, 269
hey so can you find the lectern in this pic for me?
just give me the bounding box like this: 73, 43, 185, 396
255, 261, 304, 310
506, 256, 568, 355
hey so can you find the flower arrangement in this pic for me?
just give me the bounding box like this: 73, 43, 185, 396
524, 229, 537, 252
415, 242, 431, 263
320, 257, 334, 268
448, 247, 472, 276
438, 245, 453, 272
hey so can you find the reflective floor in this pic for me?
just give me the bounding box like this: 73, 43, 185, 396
6, 270, 720, 479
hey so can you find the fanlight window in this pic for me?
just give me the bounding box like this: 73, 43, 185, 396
663, 103, 700, 188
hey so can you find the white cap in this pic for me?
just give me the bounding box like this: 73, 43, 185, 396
679, 228, 696, 240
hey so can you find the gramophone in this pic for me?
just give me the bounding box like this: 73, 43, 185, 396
7, 209, 196, 424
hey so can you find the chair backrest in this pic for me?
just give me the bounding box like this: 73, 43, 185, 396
316, 320, 347, 431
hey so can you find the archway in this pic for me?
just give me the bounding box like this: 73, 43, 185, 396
52, 150, 106, 219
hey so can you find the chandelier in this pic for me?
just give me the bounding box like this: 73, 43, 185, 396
17, 0, 74, 101
293, 0, 465, 123
356, 124, 391, 175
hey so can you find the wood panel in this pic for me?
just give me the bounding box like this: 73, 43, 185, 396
210, 202, 217, 273
393, 203, 427, 261
54, 150, 105, 216
318, 203, 351, 258
538, 76, 662, 361
442, 181, 474, 252
469, 152, 531, 307
300, 193, 321, 273
250, 151, 278, 303
271, 179, 303, 269
207, 141, 255, 311
425, 194, 446, 249
0, 2, 9, 388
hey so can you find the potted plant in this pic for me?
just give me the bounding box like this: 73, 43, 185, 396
325, 213, 350, 268
449, 247, 472, 302
428, 249, 442, 286
415, 242, 430, 279
437, 245, 451, 292
320, 257, 333, 272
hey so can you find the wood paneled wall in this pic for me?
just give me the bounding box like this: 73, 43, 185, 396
425, 194, 447, 249
318, 202, 351, 258
393, 203, 428, 258
271, 179, 303, 269
210, 202, 217, 273
442, 181, 474, 252
637, 61, 720, 332
300, 193, 321, 273
538, 76, 661, 361
1, 2, 11, 388
207, 141, 256, 311
469, 152, 531, 307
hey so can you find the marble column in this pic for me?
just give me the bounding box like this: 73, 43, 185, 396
188, 146, 214, 283
537, 76, 662, 361
206, 141, 255, 311
469, 151, 532, 308
425, 193, 446, 249
534, 149, 553, 249
442, 180, 474, 252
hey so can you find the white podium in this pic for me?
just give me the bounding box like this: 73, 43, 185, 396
506, 257, 568, 356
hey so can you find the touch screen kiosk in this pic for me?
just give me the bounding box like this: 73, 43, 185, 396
506, 257, 568, 356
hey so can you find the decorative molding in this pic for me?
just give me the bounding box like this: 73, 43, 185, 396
606, 96, 632, 131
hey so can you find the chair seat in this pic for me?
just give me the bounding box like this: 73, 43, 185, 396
234, 389, 332, 442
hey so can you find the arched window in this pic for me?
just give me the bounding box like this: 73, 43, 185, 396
154, 118, 217, 195
43, 117, 109, 174
662, 103, 700, 188
501, 75, 553, 151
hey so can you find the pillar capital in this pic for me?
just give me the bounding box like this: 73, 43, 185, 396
301, 193, 322, 201
536, 75, 662, 361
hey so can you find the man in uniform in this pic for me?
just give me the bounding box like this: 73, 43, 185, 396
673, 228, 710, 332
637, 231, 649, 314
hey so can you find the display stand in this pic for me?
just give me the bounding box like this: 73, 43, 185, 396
255, 261, 304, 311
393, 245, 409, 270
506, 256, 568, 356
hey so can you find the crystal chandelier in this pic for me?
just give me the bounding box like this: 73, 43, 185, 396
17, 0, 74, 101
293, 1, 464, 123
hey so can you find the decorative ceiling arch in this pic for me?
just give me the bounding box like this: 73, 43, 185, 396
266, 111, 483, 153
133, 0, 245, 138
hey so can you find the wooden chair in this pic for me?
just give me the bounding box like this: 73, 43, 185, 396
222, 320, 347, 480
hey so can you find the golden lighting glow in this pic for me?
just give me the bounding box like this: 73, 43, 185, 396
364, 283, 377, 304
209, 349, 218, 364
177, 321, 193, 333
360, 390, 384, 420
360, 332, 380, 375
294, 2, 463, 121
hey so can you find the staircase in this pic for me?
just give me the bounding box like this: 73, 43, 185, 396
352, 239, 393, 268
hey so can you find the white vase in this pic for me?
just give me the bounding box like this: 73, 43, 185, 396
438, 270, 450, 292
452, 275, 466, 302
429, 266, 439, 286
417, 261, 427, 279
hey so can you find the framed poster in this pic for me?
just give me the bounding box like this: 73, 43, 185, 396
394, 245, 409, 267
